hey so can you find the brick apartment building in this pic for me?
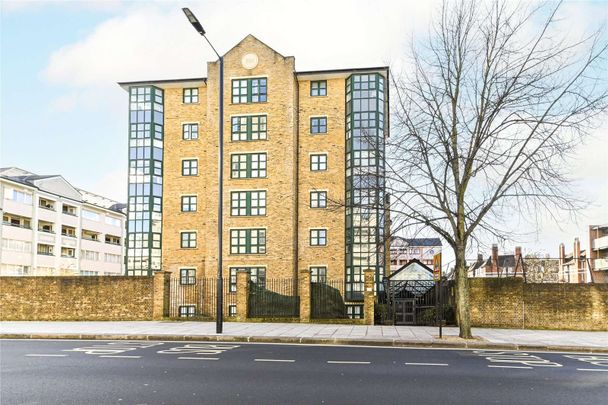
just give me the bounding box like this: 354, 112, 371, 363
589, 224, 608, 283
119, 35, 389, 305
558, 225, 608, 283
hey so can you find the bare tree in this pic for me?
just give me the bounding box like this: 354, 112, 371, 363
389, 0, 608, 338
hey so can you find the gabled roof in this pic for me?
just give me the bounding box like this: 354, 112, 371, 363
386, 259, 433, 279
223, 34, 289, 59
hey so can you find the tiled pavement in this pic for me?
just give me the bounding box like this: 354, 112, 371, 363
1, 321, 607, 351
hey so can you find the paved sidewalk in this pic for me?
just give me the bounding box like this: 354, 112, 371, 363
1, 321, 607, 352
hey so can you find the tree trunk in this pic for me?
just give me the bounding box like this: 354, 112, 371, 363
454, 243, 472, 338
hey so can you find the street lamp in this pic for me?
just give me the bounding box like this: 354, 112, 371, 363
182, 7, 224, 334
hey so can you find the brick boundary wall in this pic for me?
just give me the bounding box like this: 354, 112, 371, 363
0, 276, 159, 321
469, 278, 608, 331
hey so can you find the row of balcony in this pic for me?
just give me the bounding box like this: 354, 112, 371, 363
3, 215, 121, 245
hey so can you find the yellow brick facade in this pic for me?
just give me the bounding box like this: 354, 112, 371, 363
126, 35, 388, 288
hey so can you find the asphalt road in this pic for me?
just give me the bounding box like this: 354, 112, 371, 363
1, 339, 607, 405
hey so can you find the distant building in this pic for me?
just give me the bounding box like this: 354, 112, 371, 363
558, 238, 590, 283
389, 236, 442, 273
468, 245, 523, 278
0, 167, 126, 276
589, 224, 608, 283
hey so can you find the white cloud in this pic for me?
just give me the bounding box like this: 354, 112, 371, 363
1, 0, 126, 14
42, 1, 434, 88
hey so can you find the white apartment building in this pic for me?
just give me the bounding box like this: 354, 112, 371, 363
0, 167, 126, 276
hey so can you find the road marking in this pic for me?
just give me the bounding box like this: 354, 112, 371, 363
405, 362, 448, 366
473, 351, 562, 368
158, 344, 240, 356
565, 355, 608, 367
488, 365, 533, 369
327, 361, 371, 364
25, 354, 68, 357
64, 341, 163, 356
577, 368, 608, 372
178, 357, 219, 361
254, 359, 295, 363
98, 355, 141, 359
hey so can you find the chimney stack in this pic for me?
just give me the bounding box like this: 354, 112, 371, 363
559, 243, 566, 282
574, 237, 583, 283
491, 244, 499, 274
514, 246, 522, 275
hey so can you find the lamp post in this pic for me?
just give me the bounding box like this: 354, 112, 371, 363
182, 8, 224, 334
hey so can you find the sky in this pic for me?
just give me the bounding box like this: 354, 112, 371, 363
1, 0, 607, 263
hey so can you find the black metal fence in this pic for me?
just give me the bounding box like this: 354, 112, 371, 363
311, 279, 348, 319
169, 278, 236, 319
248, 279, 300, 318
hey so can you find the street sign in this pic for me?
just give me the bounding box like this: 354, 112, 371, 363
433, 253, 442, 281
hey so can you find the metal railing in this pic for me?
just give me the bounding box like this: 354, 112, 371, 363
169, 277, 236, 319
311, 279, 348, 319
248, 279, 299, 318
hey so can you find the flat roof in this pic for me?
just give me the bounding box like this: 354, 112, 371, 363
296, 66, 389, 76
118, 77, 207, 91
117, 66, 390, 90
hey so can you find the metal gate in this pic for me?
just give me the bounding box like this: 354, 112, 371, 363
395, 298, 416, 325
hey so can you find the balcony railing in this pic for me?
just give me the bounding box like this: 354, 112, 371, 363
2, 221, 32, 229
594, 258, 608, 270
592, 235, 608, 251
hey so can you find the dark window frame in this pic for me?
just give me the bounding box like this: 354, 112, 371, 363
231, 115, 268, 141
310, 266, 327, 283
310, 229, 327, 246
310, 80, 327, 97
182, 123, 199, 140
180, 231, 197, 248
230, 190, 267, 216
230, 153, 267, 179
179, 305, 196, 317
180, 268, 196, 285
182, 159, 198, 176
310, 191, 327, 208
310, 117, 327, 134
230, 229, 266, 254
183, 88, 199, 104
310, 154, 328, 171
231, 78, 268, 104
181, 195, 197, 212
